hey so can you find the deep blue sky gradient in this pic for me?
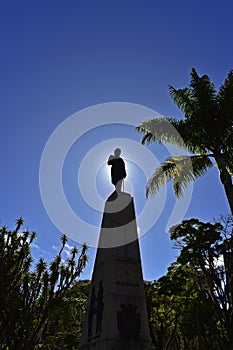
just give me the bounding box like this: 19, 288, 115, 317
1, 0, 232, 280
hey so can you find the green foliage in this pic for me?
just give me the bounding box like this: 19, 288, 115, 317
0, 219, 88, 350
146, 155, 213, 198
4, 215, 233, 349
136, 69, 233, 212
40, 280, 90, 350
146, 216, 233, 350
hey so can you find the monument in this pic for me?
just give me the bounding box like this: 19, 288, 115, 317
79, 149, 155, 350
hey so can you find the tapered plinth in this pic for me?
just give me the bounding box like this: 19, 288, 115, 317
79, 191, 155, 350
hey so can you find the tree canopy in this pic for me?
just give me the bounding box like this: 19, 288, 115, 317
2, 216, 233, 349
0, 218, 88, 350
136, 69, 233, 213
145, 216, 233, 350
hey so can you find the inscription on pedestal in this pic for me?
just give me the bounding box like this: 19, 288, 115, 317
116, 257, 137, 264
116, 280, 139, 287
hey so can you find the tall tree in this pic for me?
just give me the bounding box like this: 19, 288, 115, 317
169, 217, 233, 349
0, 218, 88, 350
145, 264, 224, 350
145, 216, 233, 349
136, 69, 233, 213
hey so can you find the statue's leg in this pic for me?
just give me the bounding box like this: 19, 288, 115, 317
116, 180, 123, 192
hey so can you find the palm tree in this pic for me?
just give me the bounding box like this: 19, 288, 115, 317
136, 68, 233, 214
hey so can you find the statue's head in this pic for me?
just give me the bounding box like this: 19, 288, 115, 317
114, 148, 121, 157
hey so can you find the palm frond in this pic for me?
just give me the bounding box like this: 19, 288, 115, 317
226, 165, 233, 178
191, 154, 214, 178
217, 70, 233, 131
169, 69, 221, 152
217, 70, 233, 108
221, 152, 233, 177
141, 132, 154, 145
190, 68, 217, 111
167, 118, 210, 154
169, 86, 194, 117
136, 118, 187, 149
136, 117, 210, 154
146, 155, 213, 198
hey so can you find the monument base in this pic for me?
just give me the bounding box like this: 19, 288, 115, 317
79, 192, 155, 350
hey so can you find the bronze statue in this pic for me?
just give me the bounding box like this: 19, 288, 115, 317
107, 148, 127, 192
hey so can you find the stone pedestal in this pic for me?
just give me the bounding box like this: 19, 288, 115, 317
79, 191, 155, 350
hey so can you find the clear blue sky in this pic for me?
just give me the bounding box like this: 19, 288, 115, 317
1, 0, 232, 280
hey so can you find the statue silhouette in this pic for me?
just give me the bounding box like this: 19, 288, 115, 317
107, 148, 127, 192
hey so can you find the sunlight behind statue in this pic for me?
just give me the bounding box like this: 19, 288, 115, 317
107, 148, 127, 192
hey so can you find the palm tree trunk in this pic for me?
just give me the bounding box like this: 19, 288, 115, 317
220, 174, 233, 215
215, 156, 233, 215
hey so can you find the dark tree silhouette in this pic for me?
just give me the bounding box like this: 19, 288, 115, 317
0, 218, 88, 350
136, 69, 233, 213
